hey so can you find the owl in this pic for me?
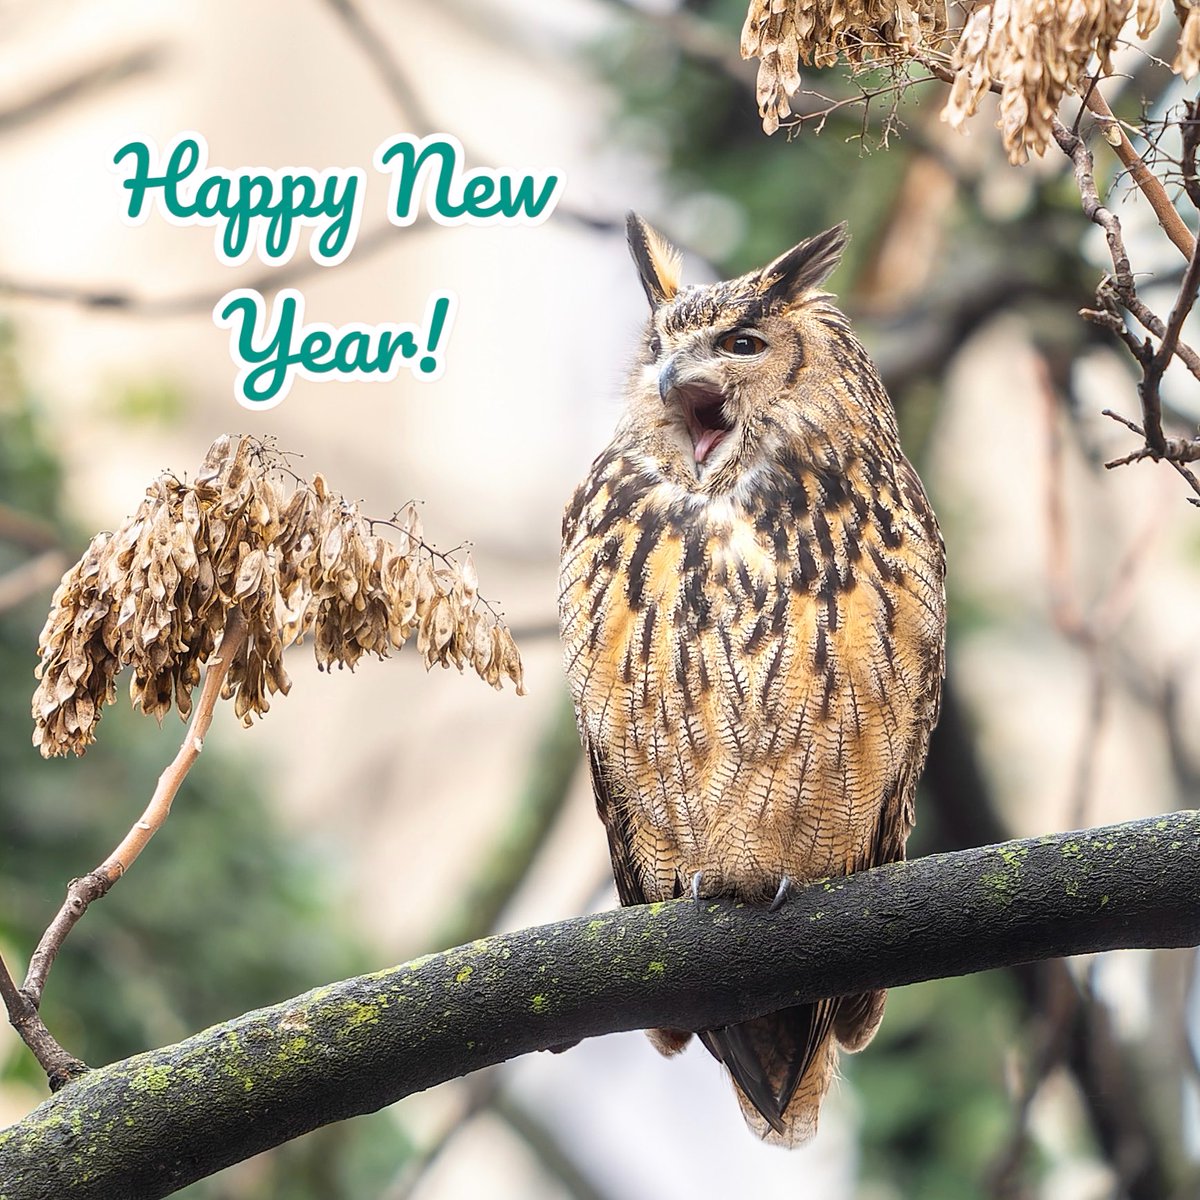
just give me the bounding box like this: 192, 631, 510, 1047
558, 215, 946, 1146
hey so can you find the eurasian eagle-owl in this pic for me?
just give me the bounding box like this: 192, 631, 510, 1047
559, 215, 945, 1146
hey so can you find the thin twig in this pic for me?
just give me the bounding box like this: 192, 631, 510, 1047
1139, 227, 1200, 455
781, 74, 940, 137
1051, 118, 1136, 292
319, 0, 620, 235
922, 54, 1195, 263
21, 609, 250, 1008
0, 549, 67, 614
0, 502, 60, 551
1100, 410, 1200, 501
0, 221, 431, 317
1050, 115, 1200, 491
0, 951, 86, 1090
921, 56, 1200, 377
1104, 284, 1200, 374
0, 46, 165, 135
1083, 87, 1196, 261
597, 0, 754, 89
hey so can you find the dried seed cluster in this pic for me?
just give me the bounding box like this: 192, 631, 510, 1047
943, 0, 1163, 161
741, 0, 1190, 162
742, 0, 948, 133
33, 435, 524, 758
1178, 1, 1200, 78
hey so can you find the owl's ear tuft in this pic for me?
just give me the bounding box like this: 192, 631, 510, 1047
758, 223, 849, 306
626, 212, 682, 309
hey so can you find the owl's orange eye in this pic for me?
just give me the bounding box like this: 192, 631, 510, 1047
717, 332, 767, 356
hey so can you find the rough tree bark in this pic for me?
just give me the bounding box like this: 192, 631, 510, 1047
1, 811, 1197, 1200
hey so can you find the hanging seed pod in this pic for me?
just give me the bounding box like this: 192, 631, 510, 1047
32, 435, 524, 757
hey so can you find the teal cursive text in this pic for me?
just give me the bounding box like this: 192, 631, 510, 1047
213, 288, 455, 408
114, 132, 364, 266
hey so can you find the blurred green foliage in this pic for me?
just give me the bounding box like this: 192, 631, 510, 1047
102, 376, 188, 426
847, 974, 1023, 1200
593, 0, 924, 274
0, 324, 410, 1197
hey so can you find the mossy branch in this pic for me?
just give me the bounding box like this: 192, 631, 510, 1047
1, 812, 1198, 1200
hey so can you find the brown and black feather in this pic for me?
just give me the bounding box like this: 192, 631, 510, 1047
560, 217, 945, 1145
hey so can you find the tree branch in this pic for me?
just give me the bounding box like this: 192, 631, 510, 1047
0, 954, 85, 1091
0, 549, 67, 614
20, 610, 250, 1010
1082, 87, 1196, 262
0, 812, 1197, 1200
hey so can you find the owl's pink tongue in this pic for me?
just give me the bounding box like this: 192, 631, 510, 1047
694, 428, 728, 464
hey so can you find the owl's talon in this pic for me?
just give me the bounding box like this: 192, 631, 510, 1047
691, 871, 705, 907
769, 876, 792, 912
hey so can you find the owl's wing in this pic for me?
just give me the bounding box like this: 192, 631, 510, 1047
834, 720, 940, 1052
585, 739, 648, 907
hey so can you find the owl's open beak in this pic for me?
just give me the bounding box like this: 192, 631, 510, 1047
659, 358, 733, 466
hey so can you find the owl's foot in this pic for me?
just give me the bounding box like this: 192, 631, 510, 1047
769, 876, 793, 912
691, 870, 706, 908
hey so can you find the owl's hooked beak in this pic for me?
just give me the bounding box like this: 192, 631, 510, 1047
657, 357, 681, 405
658, 355, 734, 466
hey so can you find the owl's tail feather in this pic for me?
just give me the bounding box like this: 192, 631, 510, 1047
699, 998, 840, 1147
699, 989, 890, 1145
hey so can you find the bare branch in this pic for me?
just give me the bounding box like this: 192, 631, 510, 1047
596, 0, 754, 89
0, 550, 67, 615
1046, 114, 1200, 490
1051, 117, 1136, 291
1083, 87, 1196, 261
20, 610, 250, 1011
1101, 410, 1200, 502
0, 46, 165, 135
0, 953, 85, 1092
1138, 224, 1200, 454
0, 503, 60, 552
0, 812, 1197, 1200
1182, 101, 1200, 211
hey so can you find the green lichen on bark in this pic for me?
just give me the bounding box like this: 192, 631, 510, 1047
1, 811, 1198, 1200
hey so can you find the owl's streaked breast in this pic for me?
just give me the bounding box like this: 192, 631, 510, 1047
560, 439, 943, 902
